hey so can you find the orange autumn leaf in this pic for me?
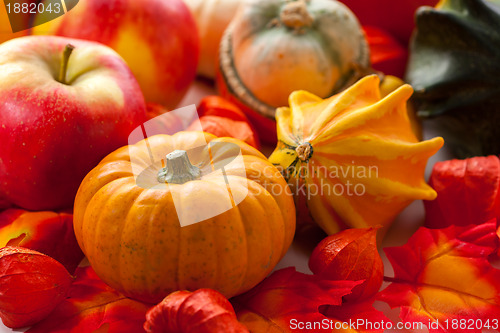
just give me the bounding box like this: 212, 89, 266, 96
232, 267, 387, 332
0, 209, 84, 273
27, 266, 150, 333
378, 220, 500, 333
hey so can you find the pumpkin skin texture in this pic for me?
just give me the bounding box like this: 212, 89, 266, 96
407, 0, 500, 157
74, 132, 295, 303
268, 75, 444, 235
218, 0, 369, 144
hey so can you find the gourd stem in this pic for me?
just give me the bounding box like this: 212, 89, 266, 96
59, 44, 75, 85
296, 142, 313, 162
280, 0, 313, 30
157, 150, 201, 184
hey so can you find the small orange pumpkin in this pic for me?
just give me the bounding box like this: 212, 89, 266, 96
74, 132, 295, 303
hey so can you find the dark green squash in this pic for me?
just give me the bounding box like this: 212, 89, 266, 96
407, 0, 500, 157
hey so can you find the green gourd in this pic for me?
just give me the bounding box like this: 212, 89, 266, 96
407, 0, 500, 157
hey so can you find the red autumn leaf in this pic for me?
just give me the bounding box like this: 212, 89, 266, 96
144, 289, 248, 333
232, 267, 378, 332
187, 96, 260, 149
378, 220, 500, 333
363, 26, 408, 79
0, 209, 84, 273
27, 266, 150, 333
0, 209, 83, 273
425, 155, 500, 229
0, 246, 72, 328
309, 227, 384, 302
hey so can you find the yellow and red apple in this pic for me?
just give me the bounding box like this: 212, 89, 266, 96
33, 0, 199, 108
0, 36, 147, 210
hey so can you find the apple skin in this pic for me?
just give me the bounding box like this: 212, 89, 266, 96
33, 0, 199, 109
0, 36, 147, 210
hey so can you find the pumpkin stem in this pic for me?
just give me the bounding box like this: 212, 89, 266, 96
280, 0, 313, 32
296, 142, 313, 162
157, 150, 201, 184
59, 44, 75, 85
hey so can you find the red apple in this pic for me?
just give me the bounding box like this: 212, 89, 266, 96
32, 0, 199, 109
0, 36, 147, 210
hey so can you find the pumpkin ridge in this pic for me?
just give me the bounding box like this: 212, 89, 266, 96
251, 174, 292, 258
87, 177, 141, 293
313, 135, 443, 159
308, 178, 350, 234
251, 181, 285, 270
312, 84, 414, 144
234, 181, 275, 292
311, 153, 430, 190
232, 206, 249, 294
275, 107, 301, 146
305, 76, 381, 137
307, 172, 364, 232
142, 190, 171, 299
116, 186, 153, 298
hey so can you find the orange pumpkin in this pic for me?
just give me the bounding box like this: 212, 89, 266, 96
74, 131, 295, 303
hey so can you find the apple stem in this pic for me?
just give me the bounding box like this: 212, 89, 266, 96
59, 44, 75, 85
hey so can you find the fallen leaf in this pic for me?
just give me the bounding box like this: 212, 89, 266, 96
27, 266, 150, 333
309, 228, 383, 301
233, 267, 372, 332
0, 208, 84, 273
144, 289, 248, 333
378, 220, 500, 333
0, 246, 72, 328
425, 155, 500, 229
